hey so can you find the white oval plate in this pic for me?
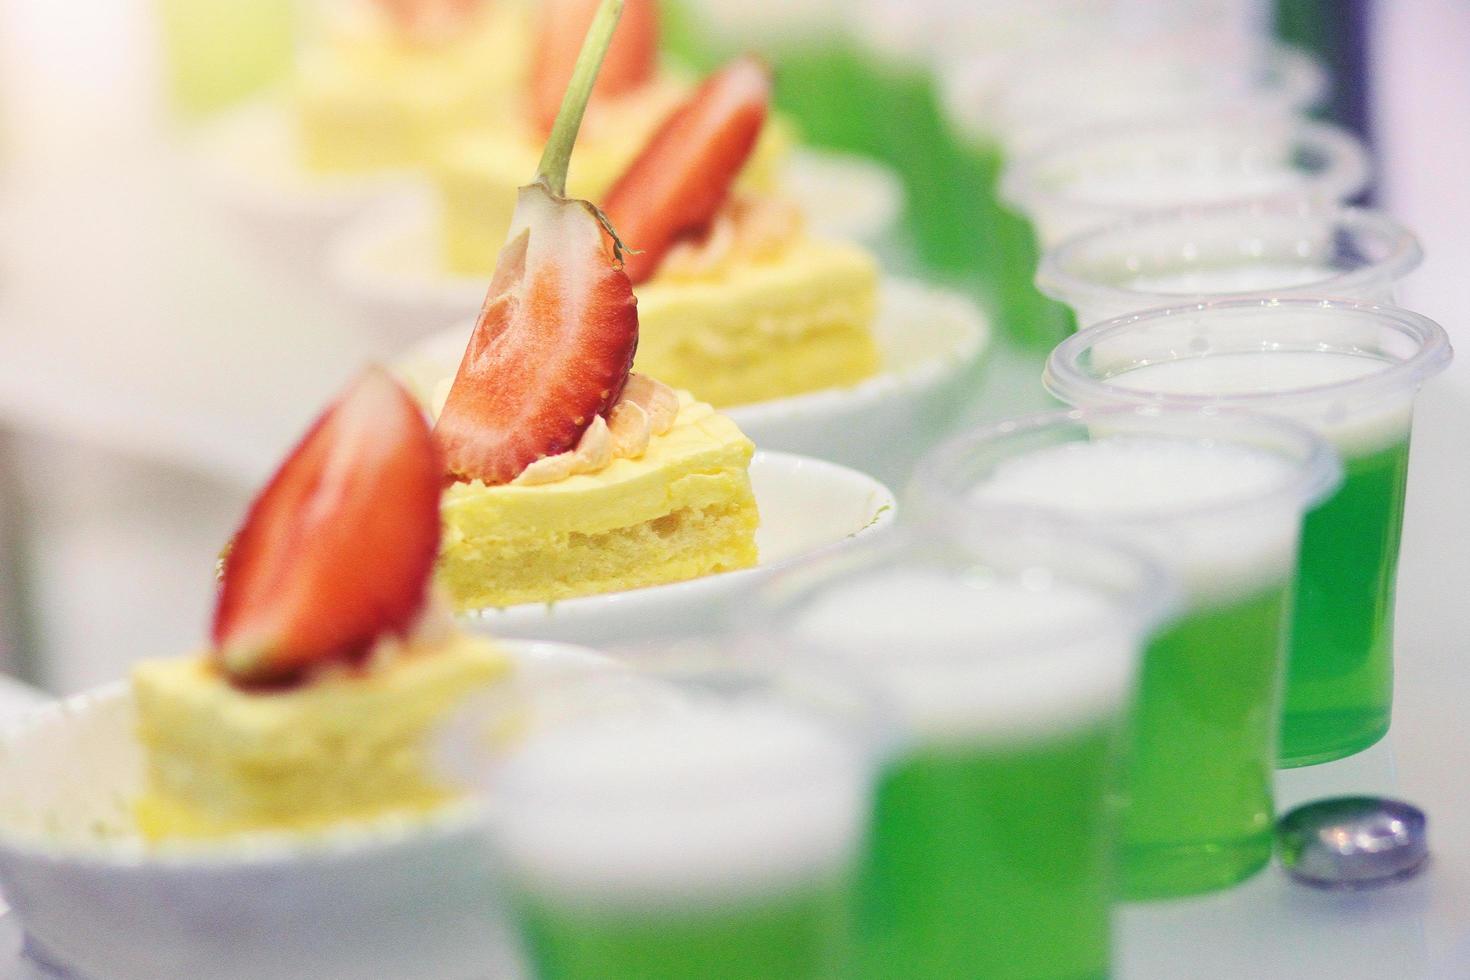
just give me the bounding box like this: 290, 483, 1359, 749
396, 278, 989, 481
457, 451, 897, 647
0, 640, 607, 980
190, 97, 422, 275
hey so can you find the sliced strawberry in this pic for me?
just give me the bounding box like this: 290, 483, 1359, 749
212, 367, 443, 686
601, 57, 771, 285
433, 185, 638, 485
531, 0, 659, 133
436, 0, 641, 485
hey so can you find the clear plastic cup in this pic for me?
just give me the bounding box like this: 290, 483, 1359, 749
460, 651, 884, 980
989, 39, 1325, 156
1045, 298, 1454, 767
1037, 201, 1423, 327
756, 524, 1170, 976
942, 52, 1327, 350
911, 405, 1340, 899
1001, 112, 1372, 251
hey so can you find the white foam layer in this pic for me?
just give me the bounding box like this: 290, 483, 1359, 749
972, 436, 1302, 602
492, 704, 867, 904
1124, 262, 1340, 295
791, 570, 1137, 743
1105, 351, 1412, 455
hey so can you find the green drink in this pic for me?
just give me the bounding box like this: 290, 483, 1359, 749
516, 877, 851, 980
1125, 585, 1292, 897
1044, 300, 1454, 767
866, 65, 977, 277
771, 43, 885, 158
939, 46, 1091, 346
663, 2, 882, 156
915, 407, 1338, 898
861, 722, 1119, 979
488, 676, 875, 980
763, 529, 1168, 978
1284, 437, 1411, 764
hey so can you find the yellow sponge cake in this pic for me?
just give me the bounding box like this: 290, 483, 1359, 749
130, 367, 508, 842
438, 391, 759, 610
133, 635, 508, 839
595, 60, 883, 408
635, 233, 881, 407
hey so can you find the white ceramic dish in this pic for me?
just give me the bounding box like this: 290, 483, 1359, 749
0, 640, 611, 980
325, 151, 911, 348
457, 451, 897, 647
189, 97, 421, 276
396, 278, 989, 479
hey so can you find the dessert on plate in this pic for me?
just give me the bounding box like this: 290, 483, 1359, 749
435, 0, 790, 277
296, 0, 531, 174
604, 57, 882, 407
429, 0, 760, 612
133, 367, 509, 839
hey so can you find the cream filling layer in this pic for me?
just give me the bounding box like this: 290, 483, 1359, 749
512, 375, 681, 486
657, 194, 806, 282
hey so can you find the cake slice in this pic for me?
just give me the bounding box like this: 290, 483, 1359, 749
133, 368, 509, 840
133, 634, 506, 838
602, 58, 881, 407
440, 391, 757, 608
430, 0, 759, 612
635, 234, 880, 407
295, 0, 529, 174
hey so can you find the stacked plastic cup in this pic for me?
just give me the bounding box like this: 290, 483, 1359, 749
912, 406, 1340, 898
942, 26, 1323, 348
1001, 112, 1371, 255
1037, 200, 1422, 327
1045, 298, 1454, 767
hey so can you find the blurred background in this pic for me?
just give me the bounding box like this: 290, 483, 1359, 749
0, 0, 1465, 973
7, 0, 1464, 694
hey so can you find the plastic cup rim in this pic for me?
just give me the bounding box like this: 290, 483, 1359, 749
1043, 296, 1455, 416
999, 113, 1373, 217
1034, 202, 1424, 311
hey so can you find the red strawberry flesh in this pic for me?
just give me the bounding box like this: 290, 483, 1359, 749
212, 367, 443, 686
433, 186, 638, 485
601, 57, 771, 285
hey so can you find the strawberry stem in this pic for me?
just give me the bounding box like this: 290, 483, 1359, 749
536, 0, 625, 197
